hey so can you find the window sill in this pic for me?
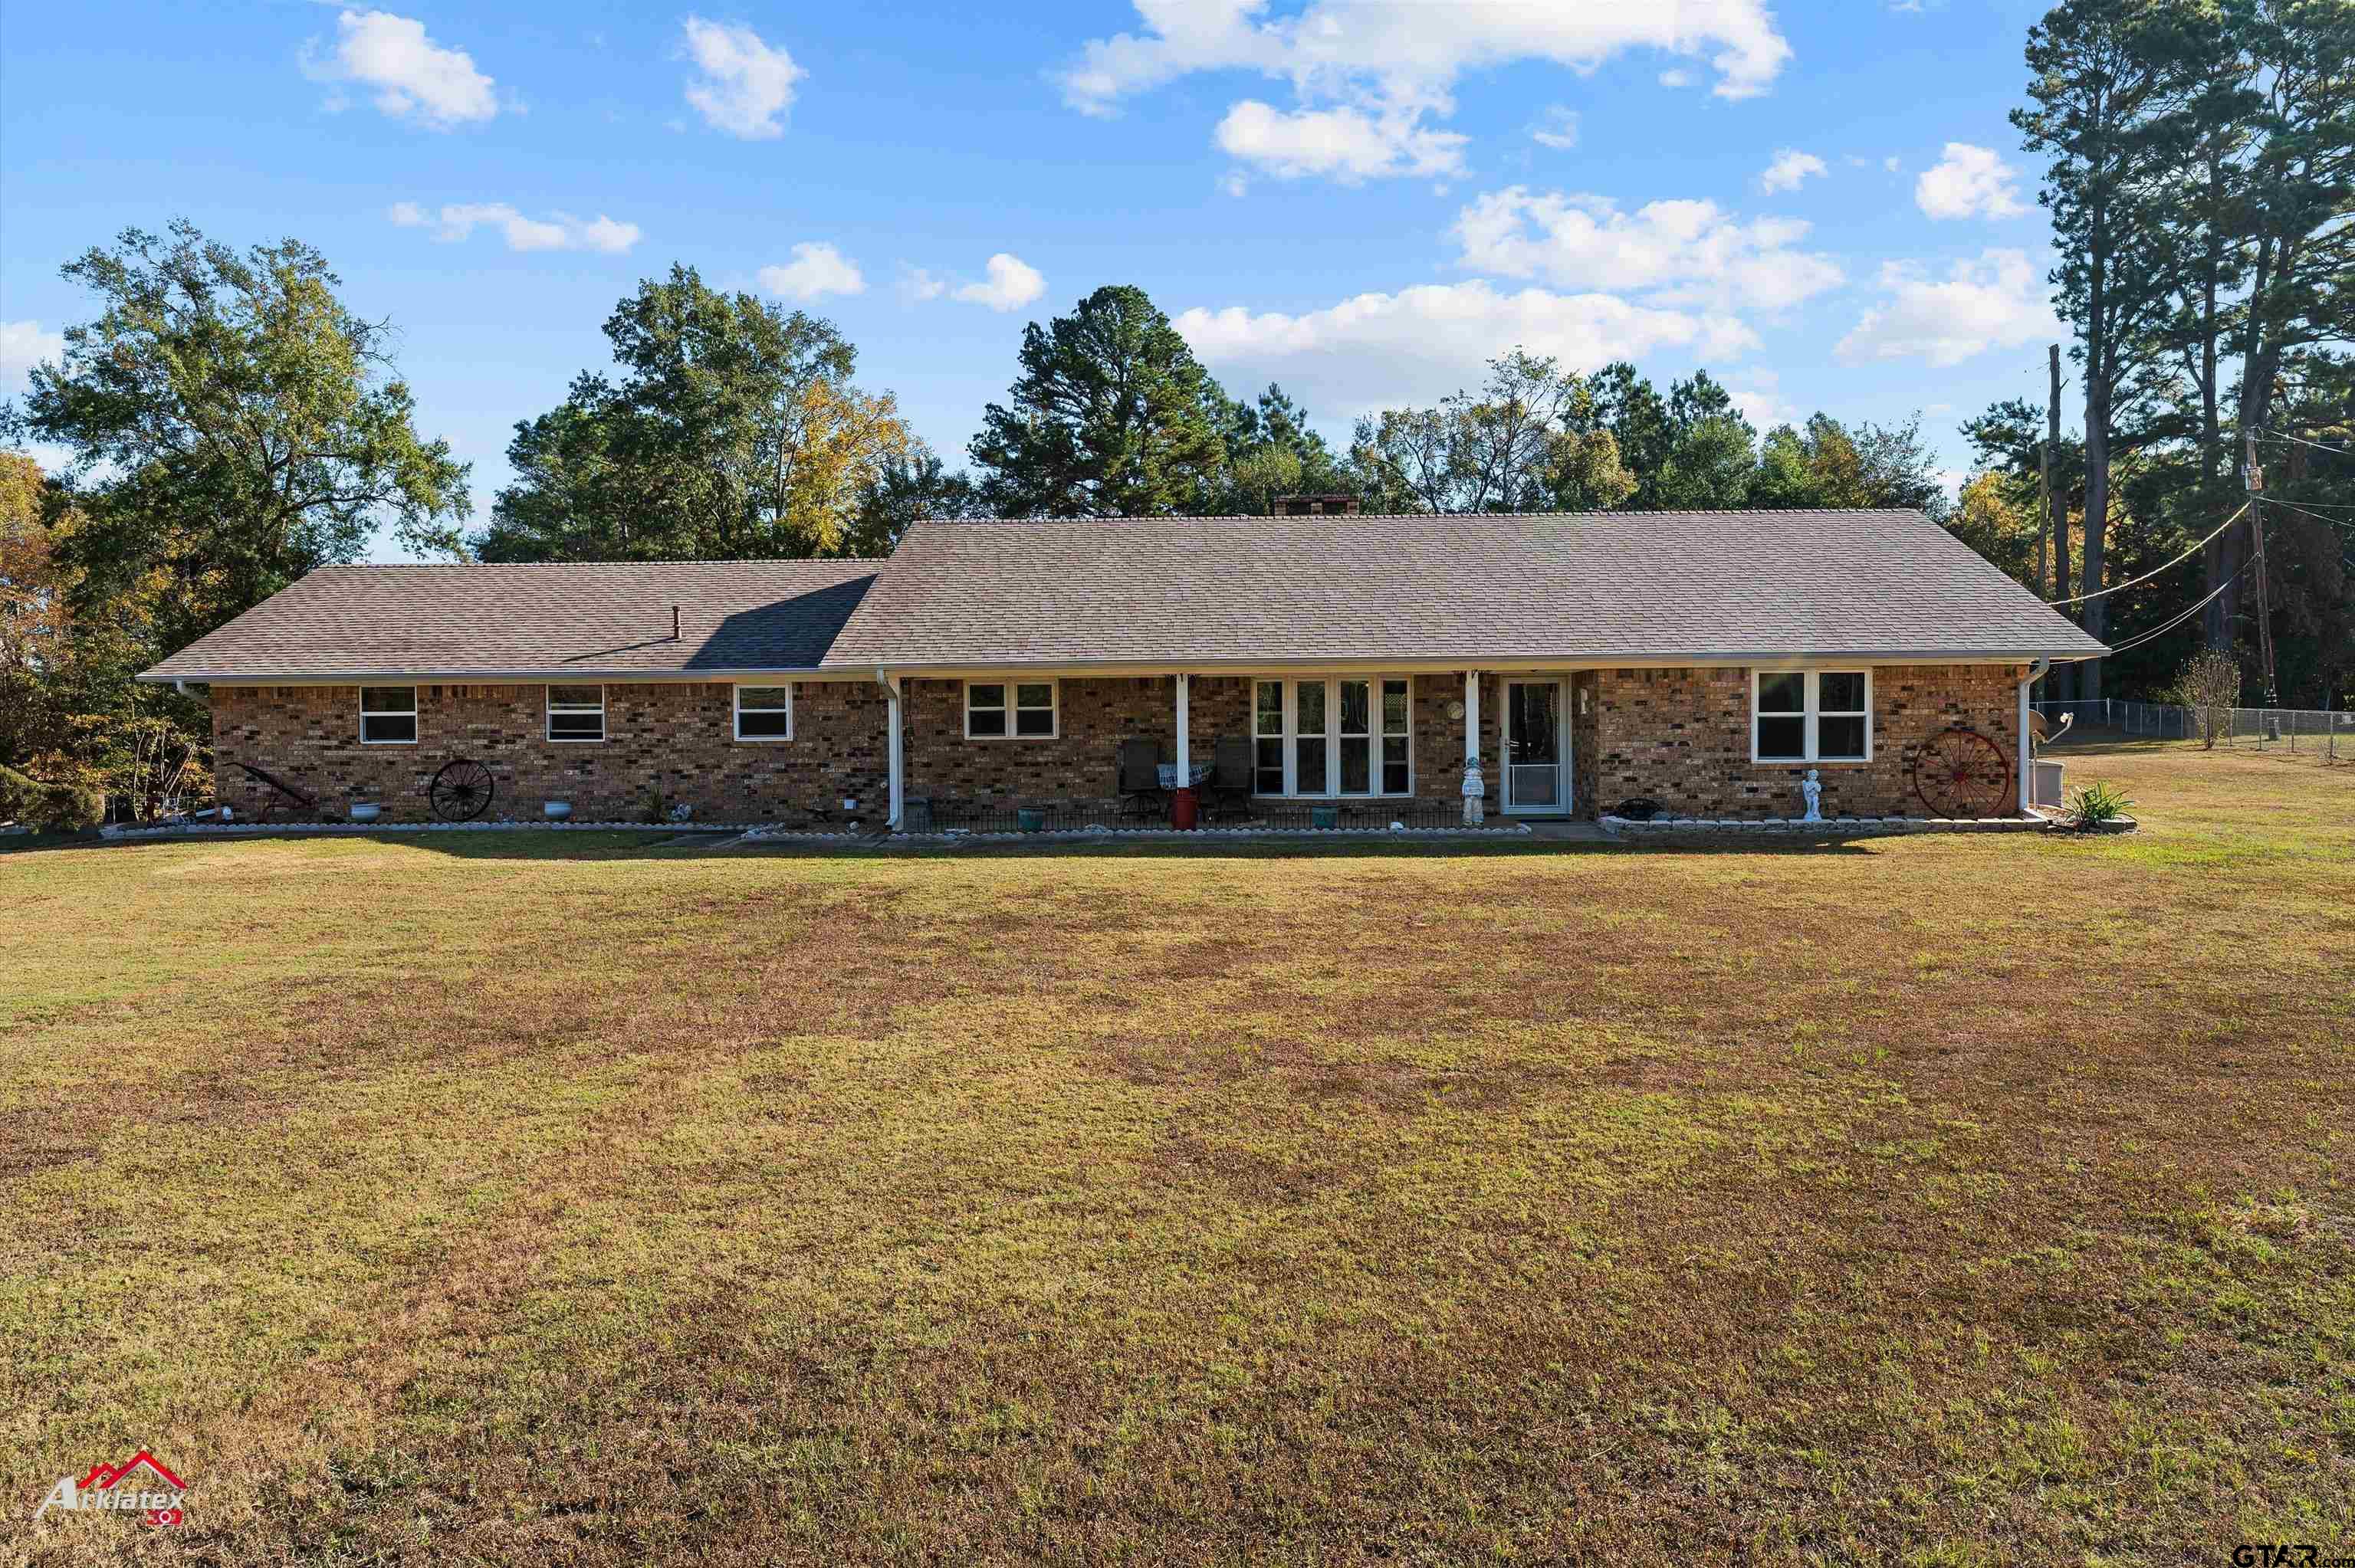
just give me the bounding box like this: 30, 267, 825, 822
963, 733, 1060, 741
734, 735, 794, 744
1752, 757, 1872, 766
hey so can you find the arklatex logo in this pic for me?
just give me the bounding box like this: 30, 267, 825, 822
35, 1449, 187, 1527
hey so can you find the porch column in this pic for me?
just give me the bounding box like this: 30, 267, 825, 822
1174, 672, 1191, 776
882, 671, 904, 830
1463, 669, 1484, 825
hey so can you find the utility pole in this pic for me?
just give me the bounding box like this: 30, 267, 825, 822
2245, 428, 2279, 705
2037, 356, 2054, 599
2048, 345, 2071, 701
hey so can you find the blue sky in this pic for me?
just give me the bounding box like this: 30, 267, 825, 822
3, 2, 2071, 559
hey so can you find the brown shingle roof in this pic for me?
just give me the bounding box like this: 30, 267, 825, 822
818, 510, 2107, 669
140, 559, 879, 682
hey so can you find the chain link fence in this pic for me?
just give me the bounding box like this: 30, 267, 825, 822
2032, 698, 2353, 761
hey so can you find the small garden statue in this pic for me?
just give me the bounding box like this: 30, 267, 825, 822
1799, 768, 1822, 823
1462, 759, 1485, 826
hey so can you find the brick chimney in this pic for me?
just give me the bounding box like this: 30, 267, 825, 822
1273, 494, 1361, 517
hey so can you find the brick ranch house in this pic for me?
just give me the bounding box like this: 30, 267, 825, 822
140, 507, 2104, 827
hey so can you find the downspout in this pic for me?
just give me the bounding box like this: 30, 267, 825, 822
2017, 658, 2049, 815
878, 669, 905, 831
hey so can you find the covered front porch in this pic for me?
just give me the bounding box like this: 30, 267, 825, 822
872, 668, 1597, 832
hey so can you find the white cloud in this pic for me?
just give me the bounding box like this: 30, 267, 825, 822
1219, 171, 1251, 198
1658, 68, 1696, 88
1834, 250, 2062, 367
391, 202, 640, 254
1759, 149, 1826, 192
302, 9, 498, 129
1, 319, 64, 385
757, 242, 865, 302
1724, 368, 1798, 430
1214, 99, 1464, 181
1915, 142, 2028, 220
951, 254, 1046, 312
1060, 2, 1789, 185
1529, 105, 1580, 151
1451, 187, 1844, 313
1883, 154, 1901, 172
898, 266, 947, 303
1174, 280, 1756, 416
681, 17, 802, 139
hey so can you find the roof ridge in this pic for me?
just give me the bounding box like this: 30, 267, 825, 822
915, 507, 1926, 525
322, 557, 887, 569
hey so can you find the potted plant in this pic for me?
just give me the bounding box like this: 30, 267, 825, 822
348, 800, 382, 822
1311, 805, 1339, 829
1016, 806, 1045, 832
544, 800, 573, 820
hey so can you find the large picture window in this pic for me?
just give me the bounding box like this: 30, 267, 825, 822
359, 686, 417, 745
734, 684, 793, 740
967, 680, 1056, 738
1752, 670, 1871, 763
547, 684, 606, 743
1251, 677, 1412, 795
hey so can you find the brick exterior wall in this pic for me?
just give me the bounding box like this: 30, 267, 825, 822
1591, 663, 2027, 819
901, 676, 1250, 809
208, 662, 2025, 826
903, 674, 1490, 810
211, 681, 888, 824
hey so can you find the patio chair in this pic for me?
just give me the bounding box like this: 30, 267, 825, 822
1116, 736, 1167, 818
1204, 735, 1254, 821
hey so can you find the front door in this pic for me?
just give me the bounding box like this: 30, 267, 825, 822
1503, 679, 1568, 815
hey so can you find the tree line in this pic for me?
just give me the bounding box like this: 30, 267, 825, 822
1972, 0, 2353, 706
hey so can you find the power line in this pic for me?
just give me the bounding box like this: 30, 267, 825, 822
2258, 495, 2355, 536
2247, 494, 2355, 511
2045, 500, 2247, 605
2256, 426, 2354, 457
2054, 563, 2247, 664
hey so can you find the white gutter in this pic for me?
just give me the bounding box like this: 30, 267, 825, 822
136, 666, 839, 686
818, 649, 2104, 681
2017, 658, 2049, 814
878, 669, 904, 830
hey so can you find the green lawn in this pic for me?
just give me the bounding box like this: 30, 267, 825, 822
3, 736, 2350, 1564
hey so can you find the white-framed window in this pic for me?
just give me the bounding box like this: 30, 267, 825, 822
359, 685, 417, 745
1250, 677, 1412, 795
547, 684, 606, 743
967, 679, 1057, 739
734, 683, 793, 741
1752, 669, 1871, 763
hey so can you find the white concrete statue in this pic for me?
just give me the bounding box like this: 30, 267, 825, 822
1799, 768, 1822, 823
1462, 760, 1485, 826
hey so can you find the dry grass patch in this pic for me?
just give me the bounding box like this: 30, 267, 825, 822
2, 737, 2350, 1564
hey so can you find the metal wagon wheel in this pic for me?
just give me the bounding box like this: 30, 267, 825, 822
1911, 728, 2011, 818
428, 758, 496, 822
